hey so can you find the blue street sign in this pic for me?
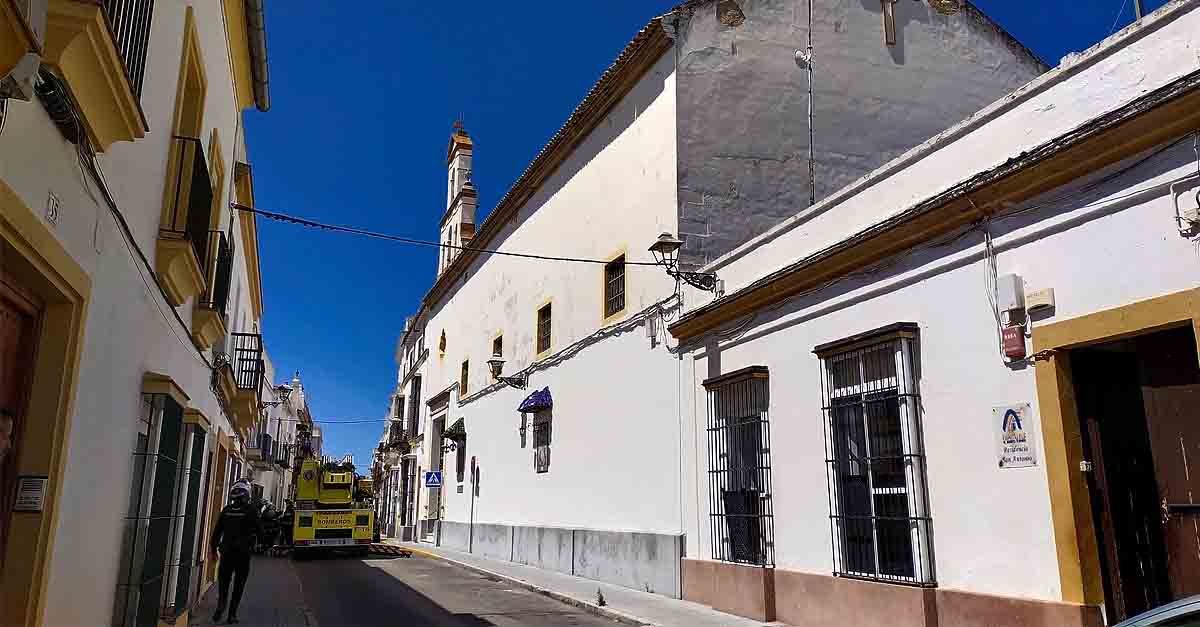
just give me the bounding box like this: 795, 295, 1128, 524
424, 471, 442, 487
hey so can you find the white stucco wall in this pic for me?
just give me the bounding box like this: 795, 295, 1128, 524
683, 137, 1200, 602
703, 0, 1200, 293
415, 51, 682, 534
0, 1, 267, 623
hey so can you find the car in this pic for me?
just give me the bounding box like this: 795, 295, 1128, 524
1114, 597, 1200, 627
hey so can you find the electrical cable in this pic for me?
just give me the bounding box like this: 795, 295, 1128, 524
38, 69, 212, 369
1109, 0, 1132, 35
233, 204, 662, 266
703, 130, 1198, 349
0, 98, 7, 140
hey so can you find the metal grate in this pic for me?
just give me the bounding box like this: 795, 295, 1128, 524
112, 392, 186, 627
703, 367, 774, 566
533, 411, 551, 473
231, 333, 264, 397
820, 332, 935, 587
537, 304, 552, 354
101, 0, 155, 98
605, 256, 626, 318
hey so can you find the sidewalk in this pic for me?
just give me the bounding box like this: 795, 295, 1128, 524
384, 539, 783, 627
188, 556, 315, 627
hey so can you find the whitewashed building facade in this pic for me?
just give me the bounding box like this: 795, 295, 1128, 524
0, 1, 280, 625
389, 0, 1045, 598
669, 1, 1200, 625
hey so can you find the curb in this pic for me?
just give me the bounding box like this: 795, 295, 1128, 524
389, 541, 656, 627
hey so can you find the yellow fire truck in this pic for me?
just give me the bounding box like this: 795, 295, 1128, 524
290, 447, 374, 557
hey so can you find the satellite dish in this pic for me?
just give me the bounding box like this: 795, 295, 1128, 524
928, 0, 961, 15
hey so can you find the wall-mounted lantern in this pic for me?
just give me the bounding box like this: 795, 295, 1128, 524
262, 384, 292, 408
649, 233, 722, 293
487, 353, 528, 390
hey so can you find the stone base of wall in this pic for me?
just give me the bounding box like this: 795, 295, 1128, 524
682, 561, 1103, 627
437, 521, 684, 597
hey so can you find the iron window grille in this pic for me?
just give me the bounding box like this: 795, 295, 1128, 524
817, 324, 935, 587
605, 256, 626, 318
113, 391, 203, 627
407, 376, 422, 438
537, 304, 552, 354
159, 136, 213, 269
101, 0, 155, 98
703, 366, 774, 567
533, 411, 552, 473
456, 435, 468, 483
198, 230, 234, 318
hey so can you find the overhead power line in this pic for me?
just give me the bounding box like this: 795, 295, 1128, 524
233, 204, 661, 266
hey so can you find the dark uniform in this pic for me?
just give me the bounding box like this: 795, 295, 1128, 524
211, 498, 260, 623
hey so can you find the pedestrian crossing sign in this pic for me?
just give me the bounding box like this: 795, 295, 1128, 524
424, 471, 442, 487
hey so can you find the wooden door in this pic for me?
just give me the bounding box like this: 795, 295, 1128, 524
1136, 328, 1200, 601
1074, 347, 1170, 621
0, 275, 40, 573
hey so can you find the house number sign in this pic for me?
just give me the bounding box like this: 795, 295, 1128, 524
14, 476, 49, 512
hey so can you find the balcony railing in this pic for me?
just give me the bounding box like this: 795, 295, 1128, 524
231, 333, 264, 399
199, 230, 233, 317
248, 431, 272, 462
101, 0, 155, 98
160, 136, 213, 269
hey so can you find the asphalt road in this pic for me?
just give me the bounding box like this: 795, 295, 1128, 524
291, 552, 620, 627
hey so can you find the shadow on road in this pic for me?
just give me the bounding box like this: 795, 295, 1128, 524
292, 554, 503, 626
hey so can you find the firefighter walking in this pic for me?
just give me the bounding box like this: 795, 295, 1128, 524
210, 480, 260, 624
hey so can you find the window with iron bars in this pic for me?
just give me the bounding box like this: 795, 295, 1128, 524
536, 304, 552, 355
604, 256, 626, 318
702, 366, 774, 567
532, 410, 552, 473
113, 391, 207, 626
817, 324, 935, 586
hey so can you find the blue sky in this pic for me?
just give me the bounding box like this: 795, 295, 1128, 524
244, 0, 1168, 469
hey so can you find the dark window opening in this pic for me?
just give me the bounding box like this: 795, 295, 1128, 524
604, 256, 626, 318
460, 360, 469, 396
533, 411, 552, 473
703, 366, 774, 566
456, 436, 467, 483
820, 330, 935, 587
537, 305, 552, 355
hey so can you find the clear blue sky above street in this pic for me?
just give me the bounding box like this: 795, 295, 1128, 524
245, 0, 1170, 468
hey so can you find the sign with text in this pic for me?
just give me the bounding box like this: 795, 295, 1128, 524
995, 403, 1037, 468
14, 476, 48, 512
424, 471, 442, 487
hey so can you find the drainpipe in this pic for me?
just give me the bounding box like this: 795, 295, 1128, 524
244, 0, 270, 112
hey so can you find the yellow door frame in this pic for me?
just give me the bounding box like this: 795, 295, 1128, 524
1033, 287, 1200, 607
0, 179, 91, 626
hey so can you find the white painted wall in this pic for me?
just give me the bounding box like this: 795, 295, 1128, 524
702, 0, 1200, 293
675, 2, 1200, 600
414, 51, 682, 534
682, 138, 1200, 602
0, 1, 270, 623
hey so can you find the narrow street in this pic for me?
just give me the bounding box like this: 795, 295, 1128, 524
190, 552, 619, 627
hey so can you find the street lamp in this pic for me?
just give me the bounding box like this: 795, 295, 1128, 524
262, 384, 292, 408
649, 233, 722, 293
487, 353, 527, 390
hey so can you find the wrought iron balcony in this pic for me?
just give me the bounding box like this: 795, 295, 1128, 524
227, 333, 265, 432
159, 136, 213, 266
247, 431, 272, 463
199, 230, 233, 317
231, 333, 264, 396
101, 0, 155, 98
